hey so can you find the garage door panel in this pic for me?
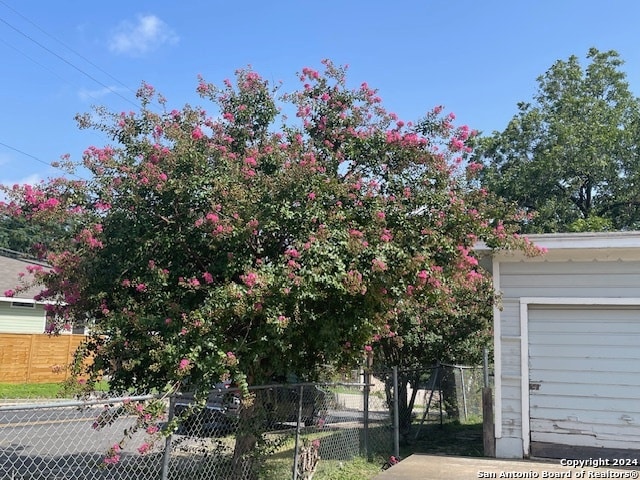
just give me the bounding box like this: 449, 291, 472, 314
530, 332, 640, 347
531, 418, 640, 442
530, 309, 640, 330
529, 322, 640, 334
528, 306, 640, 452
530, 356, 638, 373
530, 394, 640, 413
530, 343, 640, 360
530, 408, 640, 427
528, 369, 640, 386
528, 381, 640, 399
531, 430, 639, 449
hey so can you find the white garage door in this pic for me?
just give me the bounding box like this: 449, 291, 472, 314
529, 305, 640, 455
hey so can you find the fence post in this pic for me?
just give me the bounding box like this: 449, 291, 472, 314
459, 366, 468, 422
482, 348, 496, 457
363, 368, 370, 460
292, 384, 304, 480
413, 365, 439, 441
438, 363, 444, 426
392, 366, 400, 459
26, 334, 36, 382
160, 394, 176, 480
362, 352, 373, 460
65, 335, 73, 381
483, 348, 490, 388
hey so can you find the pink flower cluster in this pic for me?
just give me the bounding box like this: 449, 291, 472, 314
285, 248, 300, 258
371, 258, 387, 272
103, 444, 121, 465
385, 130, 427, 148
191, 126, 204, 140
301, 67, 320, 80
380, 229, 393, 242
137, 442, 151, 455
241, 272, 258, 288
18, 184, 63, 214
75, 227, 104, 249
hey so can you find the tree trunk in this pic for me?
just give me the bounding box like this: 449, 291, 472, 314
231, 394, 261, 480
232, 430, 257, 480
386, 372, 420, 443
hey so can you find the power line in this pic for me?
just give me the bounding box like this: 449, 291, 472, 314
0, 141, 58, 168
0, 0, 138, 98
0, 36, 111, 181
0, 14, 141, 110
0, 4, 163, 183
0, 36, 83, 96
0, 35, 135, 117
0, 141, 89, 182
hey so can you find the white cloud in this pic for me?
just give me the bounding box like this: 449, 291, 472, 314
108, 14, 179, 56
77, 86, 126, 102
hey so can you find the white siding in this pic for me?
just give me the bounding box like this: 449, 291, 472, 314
499, 260, 640, 299
495, 258, 640, 458
500, 300, 521, 337
0, 301, 46, 333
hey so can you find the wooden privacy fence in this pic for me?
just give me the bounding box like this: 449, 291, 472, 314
0, 333, 87, 383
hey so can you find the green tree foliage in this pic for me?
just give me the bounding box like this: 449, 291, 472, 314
1, 61, 537, 396
0, 212, 55, 255
475, 48, 640, 233
2, 63, 542, 473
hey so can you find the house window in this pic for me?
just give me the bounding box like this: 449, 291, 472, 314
11, 301, 35, 309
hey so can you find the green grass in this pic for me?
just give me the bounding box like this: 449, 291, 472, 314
0, 382, 65, 398
260, 418, 484, 480
313, 456, 384, 480
256, 428, 384, 480
0, 380, 110, 399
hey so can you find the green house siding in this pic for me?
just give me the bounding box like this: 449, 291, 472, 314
0, 301, 46, 333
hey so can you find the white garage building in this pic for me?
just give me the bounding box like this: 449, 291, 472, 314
485, 232, 640, 459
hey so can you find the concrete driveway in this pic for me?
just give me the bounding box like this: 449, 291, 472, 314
372, 454, 639, 479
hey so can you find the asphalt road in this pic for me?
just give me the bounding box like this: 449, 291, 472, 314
1, 402, 386, 444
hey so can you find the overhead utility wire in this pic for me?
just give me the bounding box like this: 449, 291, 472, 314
0, 0, 138, 98
0, 142, 53, 169
0, 36, 109, 181
0, 36, 90, 99
0, 15, 141, 111
0, 142, 88, 182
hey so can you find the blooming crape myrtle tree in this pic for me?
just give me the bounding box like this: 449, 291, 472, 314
1, 61, 540, 474
365, 111, 542, 439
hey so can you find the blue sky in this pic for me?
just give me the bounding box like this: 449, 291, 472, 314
2, 0, 640, 187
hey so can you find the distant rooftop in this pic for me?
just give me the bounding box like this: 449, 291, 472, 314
0, 247, 49, 300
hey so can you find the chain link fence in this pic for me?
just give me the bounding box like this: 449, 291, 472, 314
369, 364, 486, 447
0, 383, 392, 480
438, 364, 486, 422
0, 365, 484, 479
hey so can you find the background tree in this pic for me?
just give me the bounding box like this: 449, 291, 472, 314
475, 48, 640, 233
1, 61, 538, 475
0, 211, 62, 255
